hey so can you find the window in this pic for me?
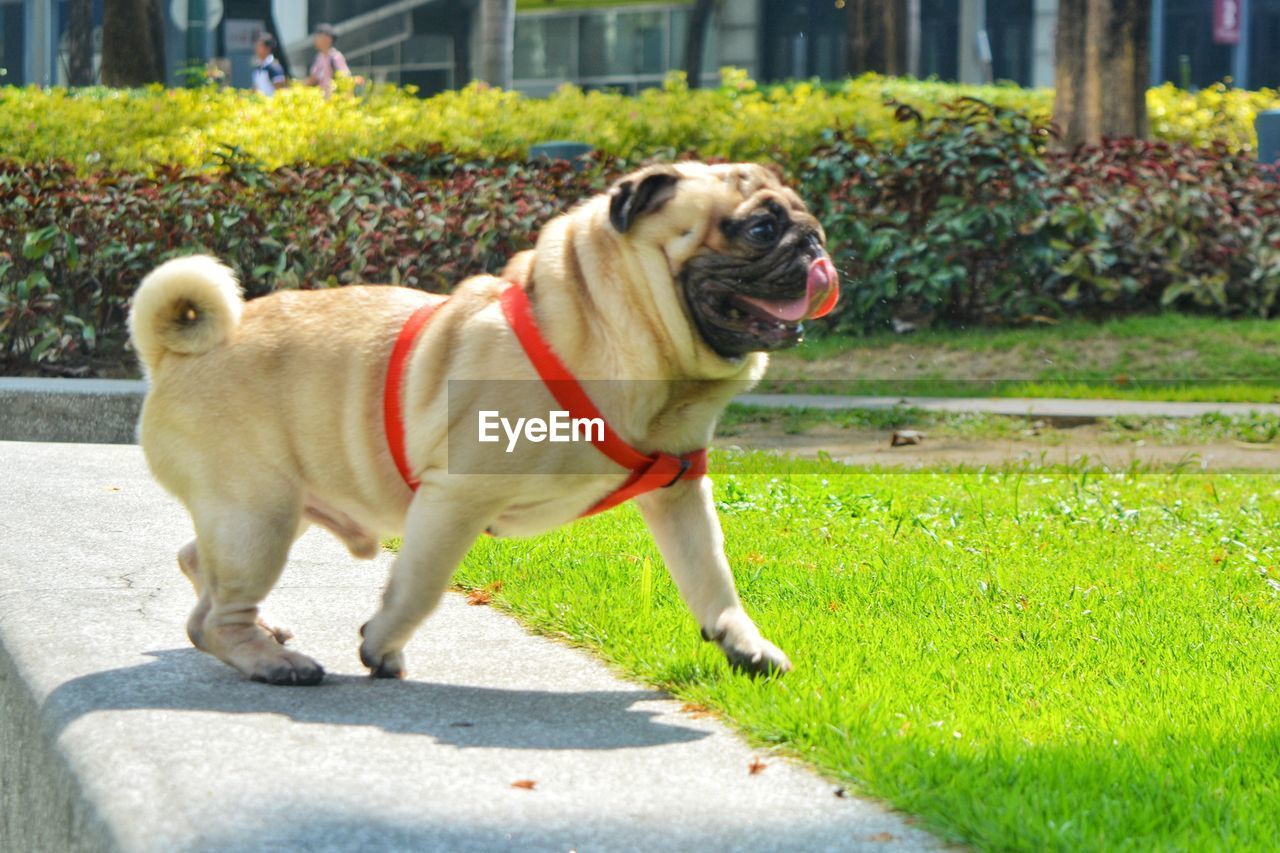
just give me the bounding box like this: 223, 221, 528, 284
1161, 0, 1233, 86
1248, 0, 1280, 88
668, 9, 718, 78
580, 11, 667, 78
514, 16, 576, 81
514, 6, 701, 93
761, 0, 851, 82
0, 0, 22, 86
920, 0, 959, 80
987, 0, 1032, 86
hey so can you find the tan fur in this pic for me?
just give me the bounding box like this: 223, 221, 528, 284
130, 255, 243, 370
130, 163, 816, 684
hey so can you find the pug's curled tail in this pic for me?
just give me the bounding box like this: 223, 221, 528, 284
129, 255, 243, 372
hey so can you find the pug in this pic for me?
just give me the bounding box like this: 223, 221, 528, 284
128, 162, 839, 686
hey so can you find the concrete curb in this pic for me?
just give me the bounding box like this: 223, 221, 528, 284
4, 378, 1279, 446
1, 441, 940, 852
0, 378, 146, 444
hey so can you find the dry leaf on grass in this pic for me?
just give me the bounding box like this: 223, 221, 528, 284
748, 757, 768, 775
511, 779, 537, 790
466, 581, 504, 606
680, 702, 714, 719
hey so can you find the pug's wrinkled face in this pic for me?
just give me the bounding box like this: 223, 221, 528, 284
608, 164, 840, 360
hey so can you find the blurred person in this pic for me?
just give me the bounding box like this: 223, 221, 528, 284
306, 24, 349, 97
251, 35, 287, 96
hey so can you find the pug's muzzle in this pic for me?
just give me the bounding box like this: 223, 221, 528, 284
682, 234, 841, 359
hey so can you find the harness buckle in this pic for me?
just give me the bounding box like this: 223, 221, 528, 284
662, 455, 693, 488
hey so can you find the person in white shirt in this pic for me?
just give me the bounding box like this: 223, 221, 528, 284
251, 35, 287, 96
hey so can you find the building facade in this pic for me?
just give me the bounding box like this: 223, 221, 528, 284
6, 0, 1280, 93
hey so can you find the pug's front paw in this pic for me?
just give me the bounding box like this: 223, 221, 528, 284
358, 622, 406, 679
703, 610, 792, 677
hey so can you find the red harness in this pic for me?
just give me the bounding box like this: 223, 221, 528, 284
383, 284, 707, 518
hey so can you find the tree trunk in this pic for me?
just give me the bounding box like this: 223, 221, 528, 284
478, 0, 514, 88
1054, 0, 1151, 146
101, 0, 167, 87
848, 0, 907, 76
684, 0, 714, 89
66, 0, 95, 85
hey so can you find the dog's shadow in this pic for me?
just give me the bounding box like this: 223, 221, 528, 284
43, 648, 708, 751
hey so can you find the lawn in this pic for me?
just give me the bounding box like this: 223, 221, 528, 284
769, 314, 1280, 403
445, 451, 1280, 849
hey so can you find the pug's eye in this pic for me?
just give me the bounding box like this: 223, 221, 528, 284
745, 218, 779, 246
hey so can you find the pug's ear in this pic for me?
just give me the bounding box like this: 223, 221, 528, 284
609, 171, 680, 234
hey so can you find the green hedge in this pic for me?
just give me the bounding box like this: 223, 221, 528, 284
803, 101, 1280, 333
4, 99, 1277, 373
1, 71, 1276, 175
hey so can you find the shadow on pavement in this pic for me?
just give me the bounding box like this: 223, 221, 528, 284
43, 648, 708, 751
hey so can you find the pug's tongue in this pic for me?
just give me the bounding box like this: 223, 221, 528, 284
736, 257, 840, 322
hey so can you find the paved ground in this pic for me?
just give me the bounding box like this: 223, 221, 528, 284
736, 393, 1280, 419
0, 441, 939, 852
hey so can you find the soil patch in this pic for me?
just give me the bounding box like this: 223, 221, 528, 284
716, 422, 1280, 471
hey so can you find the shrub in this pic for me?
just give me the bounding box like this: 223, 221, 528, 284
3, 100, 1278, 372
801, 101, 1280, 334
1038, 139, 1280, 318
1146, 81, 1280, 150
1, 71, 1275, 175
801, 99, 1063, 332
0, 149, 608, 369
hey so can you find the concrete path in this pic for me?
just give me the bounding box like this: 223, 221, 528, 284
4, 377, 1278, 445
0, 440, 939, 853
736, 393, 1280, 420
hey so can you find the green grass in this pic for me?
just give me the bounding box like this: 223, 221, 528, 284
760, 378, 1280, 403
801, 313, 1280, 364
770, 314, 1280, 403
1000, 381, 1280, 403
442, 452, 1280, 849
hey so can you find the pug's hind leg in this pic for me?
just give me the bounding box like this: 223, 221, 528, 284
189, 498, 323, 685
359, 487, 493, 679
636, 478, 792, 677
179, 535, 293, 647
177, 538, 214, 652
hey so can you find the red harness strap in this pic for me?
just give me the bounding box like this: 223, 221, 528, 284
498, 284, 707, 517
383, 284, 707, 517
383, 295, 448, 489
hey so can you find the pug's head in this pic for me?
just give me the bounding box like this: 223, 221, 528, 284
606, 163, 839, 361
